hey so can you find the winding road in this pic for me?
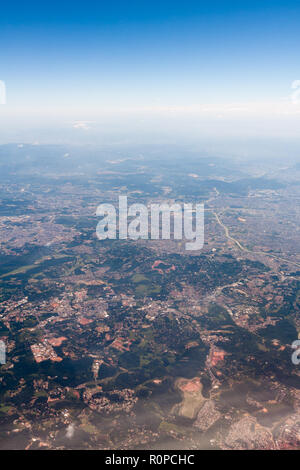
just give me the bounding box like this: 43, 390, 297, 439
212, 210, 300, 269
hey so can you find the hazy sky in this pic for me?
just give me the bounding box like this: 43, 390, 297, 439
1, 0, 300, 146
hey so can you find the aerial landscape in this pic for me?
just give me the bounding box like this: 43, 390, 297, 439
0, 145, 300, 450
1, 0, 300, 453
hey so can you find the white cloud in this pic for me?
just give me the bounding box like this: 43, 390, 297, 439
72, 120, 94, 130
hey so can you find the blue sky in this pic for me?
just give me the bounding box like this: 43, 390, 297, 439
1, 0, 300, 144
